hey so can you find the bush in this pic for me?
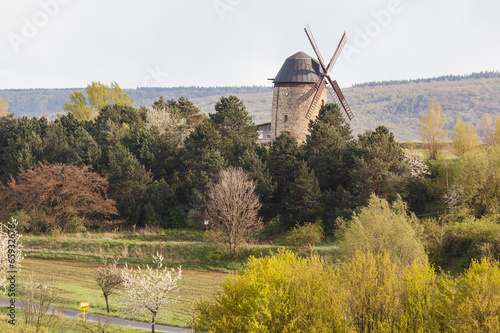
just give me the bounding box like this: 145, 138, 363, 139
337, 194, 426, 266
452, 145, 500, 216
192, 248, 500, 332
191, 249, 347, 332
285, 222, 324, 249
432, 216, 500, 271
453, 258, 500, 332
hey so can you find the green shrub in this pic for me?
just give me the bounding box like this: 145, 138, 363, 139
452, 145, 500, 216
438, 216, 500, 271
337, 194, 426, 266
285, 222, 324, 249
264, 214, 283, 236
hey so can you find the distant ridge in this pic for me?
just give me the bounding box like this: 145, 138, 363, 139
352, 71, 500, 88
1, 72, 500, 142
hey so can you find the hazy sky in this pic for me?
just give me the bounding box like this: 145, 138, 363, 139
1, 0, 499, 89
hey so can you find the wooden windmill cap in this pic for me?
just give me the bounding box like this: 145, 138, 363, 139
273, 51, 324, 84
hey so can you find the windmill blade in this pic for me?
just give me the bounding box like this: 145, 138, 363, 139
304, 24, 327, 73
326, 32, 347, 73
305, 76, 326, 120
326, 76, 354, 120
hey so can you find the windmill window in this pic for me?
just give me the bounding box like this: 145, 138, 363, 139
284, 115, 288, 122
322, 99, 325, 106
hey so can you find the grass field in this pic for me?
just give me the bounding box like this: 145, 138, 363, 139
22, 231, 280, 272
17, 259, 227, 328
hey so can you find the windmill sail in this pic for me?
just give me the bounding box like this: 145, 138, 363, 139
304, 24, 353, 121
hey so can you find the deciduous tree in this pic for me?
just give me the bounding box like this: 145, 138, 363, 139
95, 257, 122, 313
64, 81, 134, 121
0, 163, 118, 232
420, 100, 446, 160
452, 115, 479, 155
337, 194, 426, 266
480, 114, 498, 146
205, 166, 263, 256
453, 145, 500, 216
0, 95, 8, 117
120, 253, 181, 333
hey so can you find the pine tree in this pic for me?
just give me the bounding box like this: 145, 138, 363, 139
286, 161, 321, 224
267, 134, 301, 225
306, 103, 353, 191
346, 126, 409, 206
209, 96, 258, 164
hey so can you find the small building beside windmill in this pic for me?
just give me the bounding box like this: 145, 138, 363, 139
269, 51, 327, 143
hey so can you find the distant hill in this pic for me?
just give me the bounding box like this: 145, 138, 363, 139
1, 71, 499, 142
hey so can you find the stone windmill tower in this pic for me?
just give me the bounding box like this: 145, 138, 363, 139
270, 25, 354, 142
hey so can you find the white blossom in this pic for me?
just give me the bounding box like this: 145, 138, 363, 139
404, 151, 430, 178
144, 106, 190, 145
444, 185, 463, 207
119, 253, 181, 332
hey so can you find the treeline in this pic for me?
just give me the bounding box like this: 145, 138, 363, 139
3, 73, 500, 142
0, 95, 423, 234
352, 70, 500, 88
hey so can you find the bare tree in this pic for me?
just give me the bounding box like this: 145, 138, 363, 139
95, 256, 122, 313
119, 253, 181, 333
205, 166, 264, 256
420, 100, 446, 160
20, 275, 60, 331
481, 114, 497, 146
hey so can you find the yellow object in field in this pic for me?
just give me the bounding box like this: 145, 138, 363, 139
80, 302, 89, 322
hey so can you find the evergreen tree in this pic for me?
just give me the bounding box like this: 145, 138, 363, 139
106, 143, 153, 225
239, 149, 275, 203
306, 103, 353, 191
0, 116, 48, 183
183, 121, 222, 169
267, 134, 301, 226
346, 126, 409, 206
143, 179, 184, 228
286, 161, 321, 224
209, 96, 258, 164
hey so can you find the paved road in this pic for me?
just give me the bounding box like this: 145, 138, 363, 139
0, 297, 192, 332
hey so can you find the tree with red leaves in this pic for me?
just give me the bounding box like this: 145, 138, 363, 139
0, 163, 118, 232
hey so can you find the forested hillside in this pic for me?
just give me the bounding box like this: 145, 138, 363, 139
1, 72, 499, 141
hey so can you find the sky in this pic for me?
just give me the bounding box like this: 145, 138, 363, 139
0, 0, 499, 90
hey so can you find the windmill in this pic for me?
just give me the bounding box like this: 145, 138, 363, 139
268, 25, 353, 143
304, 24, 353, 121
